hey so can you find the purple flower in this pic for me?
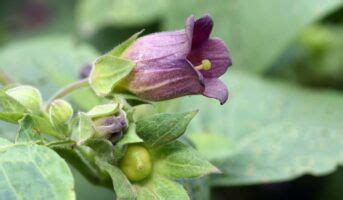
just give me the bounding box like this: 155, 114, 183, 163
121, 15, 232, 104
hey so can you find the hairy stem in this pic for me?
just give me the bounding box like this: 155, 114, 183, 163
45, 79, 89, 110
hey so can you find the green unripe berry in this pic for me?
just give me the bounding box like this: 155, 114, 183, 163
6, 85, 42, 114
119, 144, 152, 182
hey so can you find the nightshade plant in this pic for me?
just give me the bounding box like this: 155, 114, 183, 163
0, 15, 231, 199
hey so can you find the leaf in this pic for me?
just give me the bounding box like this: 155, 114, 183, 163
136, 111, 197, 147
164, 0, 343, 73
108, 31, 143, 57
135, 174, 189, 200
0, 90, 27, 123
171, 70, 343, 186
28, 115, 61, 138
188, 133, 236, 161
15, 115, 42, 143
0, 36, 101, 110
86, 139, 115, 162
89, 55, 136, 96
153, 141, 219, 179
95, 158, 136, 200
0, 138, 75, 200
76, 0, 166, 35
86, 102, 119, 119
71, 113, 95, 145
114, 124, 143, 162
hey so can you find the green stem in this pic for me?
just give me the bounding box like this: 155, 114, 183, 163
45, 79, 89, 111
0, 69, 14, 85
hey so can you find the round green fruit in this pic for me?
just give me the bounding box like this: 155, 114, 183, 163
119, 144, 152, 182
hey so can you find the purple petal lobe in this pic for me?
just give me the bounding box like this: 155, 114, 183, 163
202, 78, 228, 105
124, 59, 204, 101
192, 15, 213, 48
188, 38, 232, 78
122, 30, 191, 64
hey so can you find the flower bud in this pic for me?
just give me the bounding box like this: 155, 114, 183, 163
6, 85, 42, 114
93, 111, 127, 143
49, 99, 73, 127
119, 144, 152, 182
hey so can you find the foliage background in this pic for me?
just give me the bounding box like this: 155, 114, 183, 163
0, 0, 343, 199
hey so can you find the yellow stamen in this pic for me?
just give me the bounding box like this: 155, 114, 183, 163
194, 59, 212, 71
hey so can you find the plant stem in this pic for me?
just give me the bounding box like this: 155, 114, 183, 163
0, 69, 14, 85
45, 79, 89, 110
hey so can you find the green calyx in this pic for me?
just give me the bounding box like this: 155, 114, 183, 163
119, 144, 152, 182
6, 85, 42, 114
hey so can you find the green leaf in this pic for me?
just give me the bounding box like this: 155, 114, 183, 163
89, 55, 136, 96
188, 133, 236, 161
5, 85, 42, 114
171, 70, 343, 186
108, 31, 143, 57
28, 115, 61, 138
0, 36, 101, 110
0, 90, 27, 123
95, 158, 136, 200
86, 139, 115, 162
15, 115, 43, 143
76, 0, 166, 35
86, 102, 119, 119
0, 113, 24, 124
135, 174, 189, 200
164, 0, 342, 73
153, 141, 219, 179
71, 113, 95, 145
136, 111, 197, 147
114, 124, 143, 162
0, 138, 75, 199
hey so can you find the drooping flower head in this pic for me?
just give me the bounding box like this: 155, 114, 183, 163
121, 15, 232, 104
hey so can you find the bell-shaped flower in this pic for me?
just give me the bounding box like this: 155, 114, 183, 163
121, 15, 232, 104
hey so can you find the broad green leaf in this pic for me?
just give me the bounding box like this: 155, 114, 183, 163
76, 0, 166, 35
164, 0, 342, 73
188, 133, 236, 161
89, 55, 136, 96
95, 158, 136, 200
135, 174, 189, 200
108, 31, 143, 57
71, 113, 95, 145
0, 36, 101, 110
0, 138, 75, 200
15, 116, 42, 143
136, 111, 197, 147
171, 70, 343, 185
86, 102, 119, 119
153, 141, 219, 179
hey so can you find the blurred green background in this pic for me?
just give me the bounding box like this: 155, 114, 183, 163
0, 0, 343, 199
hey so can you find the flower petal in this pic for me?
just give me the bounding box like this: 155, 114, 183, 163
202, 78, 228, 105
188, 38, 232, 78
192, 15, 213, 48
121, 30, 191, 63
124, 59, 204, 101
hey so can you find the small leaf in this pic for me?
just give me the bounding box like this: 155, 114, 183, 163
0, 138, 75, 200
108, 31, 143, 57
27, 115, 61, 138
71, 113, 95, 144
86, 102, 119, 119
153, 141, 220, 179
0, 90, 27, 123
86, 139, 114, 162
6, 85, 42, 114
95, 158, 136, 200
135, 174, 189, 200
89, 55, 136, 96
15, 115, 43, 143
114, 124, 143, 162
136, 111, 197, 147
